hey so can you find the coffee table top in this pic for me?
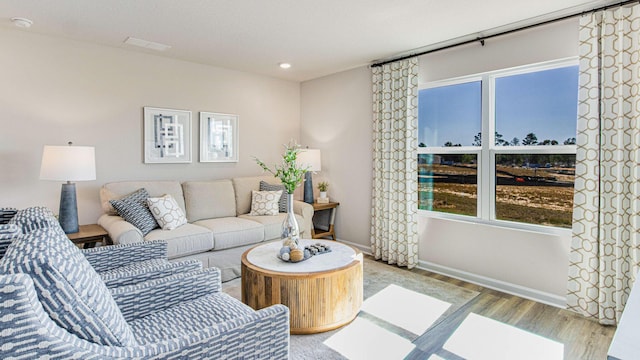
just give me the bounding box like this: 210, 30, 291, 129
245, 239, 361, 273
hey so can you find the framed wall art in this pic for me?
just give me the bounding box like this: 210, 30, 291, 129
199, 112, 239, 162
143, 107, 192, 163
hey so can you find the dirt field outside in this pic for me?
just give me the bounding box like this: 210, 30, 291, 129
418, 163, 574, 228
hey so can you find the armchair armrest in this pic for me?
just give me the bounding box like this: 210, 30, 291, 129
167, 304, 290, 359
111, 267, 222, 321
82, 240, 167, 273
293, 200, 314, 237
100, 259, 203, 288
98, 214, 143, 245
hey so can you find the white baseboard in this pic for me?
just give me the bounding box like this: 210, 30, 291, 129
335, 239, 371, 255
333, 239, 565, 309
417, 259, 567, 309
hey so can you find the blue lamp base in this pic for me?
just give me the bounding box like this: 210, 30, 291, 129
303, 172, 314, 204
59, 182, 79, 234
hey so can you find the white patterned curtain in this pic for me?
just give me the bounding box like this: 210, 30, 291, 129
371, 58, 419, 269
567, 4, 640, 325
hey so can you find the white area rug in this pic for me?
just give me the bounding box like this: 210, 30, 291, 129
222, 256, 479, 359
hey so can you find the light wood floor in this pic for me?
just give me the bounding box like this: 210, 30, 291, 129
400, 266, 616, 360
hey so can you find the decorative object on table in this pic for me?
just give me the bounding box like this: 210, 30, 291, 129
254, 140, 308, 249
199, 112, 238, 162
277, 242, 332, 263
143, 107, 192, 163
39, 142, 96, 234
317, 181, 329, 203
296, 148, 322, 204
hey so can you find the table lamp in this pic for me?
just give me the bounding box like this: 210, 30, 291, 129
40, 142, 96, 234
297, 148, 321, 204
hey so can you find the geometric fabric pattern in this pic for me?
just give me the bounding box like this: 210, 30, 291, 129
129, 292, 254, 343
110, 188, 159, 235
0, 207, 291, 359
370, 58, 420, 269
147, 194, 188, 230
566, 4, 640, 325
0, 223, 21, 259
249, 190, 283, 216
82, 239, 168, 273
0, 222, 137, 346
260, 180, 288, 212
0, 207, 17, 224
8, 206, 57, 234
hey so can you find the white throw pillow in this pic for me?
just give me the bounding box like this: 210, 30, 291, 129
147, 194, 187, 230
249, 190, 283, 216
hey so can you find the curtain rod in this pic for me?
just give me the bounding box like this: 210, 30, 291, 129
371, 0, 638, 68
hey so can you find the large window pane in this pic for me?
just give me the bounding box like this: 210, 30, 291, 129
495, 154, 575, 228
418, 81, 481, 147
418, 154, 477, 216
494, 66, 578, 146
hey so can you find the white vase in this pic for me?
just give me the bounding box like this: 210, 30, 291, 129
319, 191, 327, 199
281, 193, 300, 247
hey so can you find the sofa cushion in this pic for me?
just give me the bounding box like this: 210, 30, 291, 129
239, 213, 305, 241
129, 292, 253, 344
193, 217, 264, 250
110, 188, 159, 235
0, 223, 137, 347
182, 180, 236, 222
101, 181, 185, 215
233, 176, 283, 215
249, 190, 282, 216
147, 194, 187, 230
260, 181, 287, 212
145, 223, 214, 259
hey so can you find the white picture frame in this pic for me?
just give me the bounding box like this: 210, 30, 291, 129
143, 107, 192, 163
199, 112, 239, 162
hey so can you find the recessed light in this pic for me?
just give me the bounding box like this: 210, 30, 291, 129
124, 37, 171, 51
279, 63, 292, 69
11, 17, 33, 28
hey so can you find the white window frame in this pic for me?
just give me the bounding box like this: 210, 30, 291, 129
418, 57, 577, 235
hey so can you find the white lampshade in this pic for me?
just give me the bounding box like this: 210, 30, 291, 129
40, 145, 96, 182
297, 149, 321, 172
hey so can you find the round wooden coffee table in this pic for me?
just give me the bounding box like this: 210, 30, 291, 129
241, 239, 363, 334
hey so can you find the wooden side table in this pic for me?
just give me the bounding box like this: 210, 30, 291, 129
67, 224, 112, 249
311, 201, 339, 240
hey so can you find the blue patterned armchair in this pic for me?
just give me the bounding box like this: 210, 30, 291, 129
0, 207, 290, 359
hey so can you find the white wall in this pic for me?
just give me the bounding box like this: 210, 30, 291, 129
0, 29, 301, 224
301, 18, 579, 306
300, 66, 373, 246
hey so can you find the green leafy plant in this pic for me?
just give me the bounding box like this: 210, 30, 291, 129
317, 182, 329, 192
254, 140, 308, 194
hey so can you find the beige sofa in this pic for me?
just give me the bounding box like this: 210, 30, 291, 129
97, 175, 313, 281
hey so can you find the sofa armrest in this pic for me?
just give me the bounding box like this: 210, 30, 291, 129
100, 259, 203, 288
98, 214, 143, 245
293, 200, 314, 238
111, 267, 222, 321
82, 240, 167, 273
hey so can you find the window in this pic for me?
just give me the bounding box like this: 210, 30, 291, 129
417, 59, 578, 229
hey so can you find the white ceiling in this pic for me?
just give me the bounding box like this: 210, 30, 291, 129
0, 0, 619, 82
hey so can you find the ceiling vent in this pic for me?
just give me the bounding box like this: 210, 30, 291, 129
124, 37, 171, 51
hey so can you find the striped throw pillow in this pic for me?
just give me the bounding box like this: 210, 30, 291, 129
0, 208, 17, 224
0, 224, 22, 258
110, 188, 159, 236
